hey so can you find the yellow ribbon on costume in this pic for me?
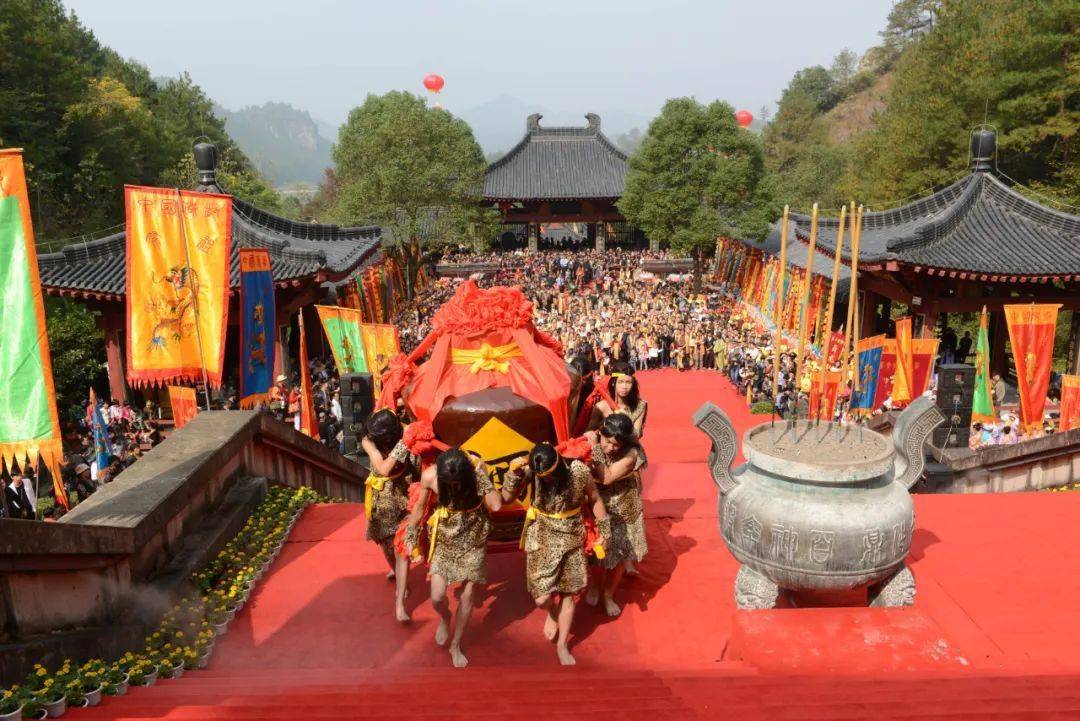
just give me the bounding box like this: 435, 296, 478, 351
519, 505, 582, 549
364, 473, 391, 520
450, 342, 523, 374
426, 502, 482, 562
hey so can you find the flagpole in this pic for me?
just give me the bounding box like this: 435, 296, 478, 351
795, 203, 819, 415
772, 205, 789, 423
822, 204, 847, 356
175, 188, 213, 411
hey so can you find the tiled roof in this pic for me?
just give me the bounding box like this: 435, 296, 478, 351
793, 173, 1080, 277
737, 221, 851, 282
483, 114, 628, 201
38, 198, 383, 299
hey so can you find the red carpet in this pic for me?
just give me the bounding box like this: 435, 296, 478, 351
77, 370, 1080, 719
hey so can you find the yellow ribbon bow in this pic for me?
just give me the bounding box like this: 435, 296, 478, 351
519, 505, 582, 549
363, 473, 391, 520
451, 342, 523, 374
424, 502, 483, 563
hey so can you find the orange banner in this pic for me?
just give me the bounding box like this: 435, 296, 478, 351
893, 316, 914, 405
168, 386, 198, 429
298, 312, 319, 440
361, 323, 401, 399
125, 186, 231, 388
1005, 304, 1061, 432
1060, 375, 1080, 433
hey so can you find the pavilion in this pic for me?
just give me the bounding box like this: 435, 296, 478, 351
787, 129, 1080, 374
37, 144, 384, 402
483, 113, 648, 251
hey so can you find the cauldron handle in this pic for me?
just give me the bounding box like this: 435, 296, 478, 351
891, 396, 945, 490
693, 402, 738, 495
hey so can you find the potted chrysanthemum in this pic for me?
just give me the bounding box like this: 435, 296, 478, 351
102, 663, 129, 697
0, 686, 22, 721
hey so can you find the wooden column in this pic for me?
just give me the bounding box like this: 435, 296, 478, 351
95, 311, 128, 402
990, 309, 1008, 376
528, 223, 539, 252
860, 289, 878, 339
595, 222, 607, 252
1067, 311, 1080, 374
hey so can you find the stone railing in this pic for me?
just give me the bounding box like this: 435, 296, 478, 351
0, 411, 367, 682
922, 426, 1080, 493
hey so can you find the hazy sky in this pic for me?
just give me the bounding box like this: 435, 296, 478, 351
66, 0, 895, 126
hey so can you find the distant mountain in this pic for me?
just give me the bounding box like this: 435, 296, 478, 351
215, 102, 334, 188
457, 94, 651, 156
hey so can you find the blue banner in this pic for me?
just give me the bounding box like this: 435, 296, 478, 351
239, 249, 276, 408
89, 388, 111, 472
851, 335, 885, 415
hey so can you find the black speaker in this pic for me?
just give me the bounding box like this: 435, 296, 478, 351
932, 426, 970, 449
339, 373, 375, 437
932, 365, 976, 449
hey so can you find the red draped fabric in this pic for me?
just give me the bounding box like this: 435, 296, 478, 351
381, 281, 572, 441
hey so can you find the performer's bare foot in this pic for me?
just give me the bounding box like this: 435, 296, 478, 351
603, 595, 622, 617
543, 614, 558, 642
395, 603, 411, 624
386, 570, 396, 581
435, 619, 450, 646
557, 645, 576, 666
450, 646, 468, 668
585, 586, 599, 607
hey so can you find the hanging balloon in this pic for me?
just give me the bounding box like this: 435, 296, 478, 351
735, 110, 753, 128
423, 73, 445, 93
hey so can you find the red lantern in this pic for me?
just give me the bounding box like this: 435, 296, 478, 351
735, 109, 753, 127
423, 73, 445, 93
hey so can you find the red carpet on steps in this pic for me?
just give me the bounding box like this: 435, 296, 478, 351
77, 370, 1080, 719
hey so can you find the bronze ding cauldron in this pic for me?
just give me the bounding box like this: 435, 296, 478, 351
693, 398, 944, 608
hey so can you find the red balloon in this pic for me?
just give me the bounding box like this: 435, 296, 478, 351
423, 73, 445, 93
735, 109, 753, 127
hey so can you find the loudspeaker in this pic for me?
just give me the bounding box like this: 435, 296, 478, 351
934, 364, 975, 449
339, 372, 375, 437
932, 426, 970, 449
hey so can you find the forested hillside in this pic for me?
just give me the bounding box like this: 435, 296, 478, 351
763, 0, 1077, 212
0, 0, 283, 245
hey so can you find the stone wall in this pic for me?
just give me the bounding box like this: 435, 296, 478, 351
0, 411, 367, 683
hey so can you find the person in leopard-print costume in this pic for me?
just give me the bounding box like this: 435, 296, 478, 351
502, 442, 610, 665
360, 409, 421, 623
404, 448, 503, 668
585, 412, 648, 618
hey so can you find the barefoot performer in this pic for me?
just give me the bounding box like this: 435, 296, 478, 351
585, 413, 648, 616
404, 448, 502, 668
502, 442, 610, 665
360, 409, 420, 623
592, 372, 649, 438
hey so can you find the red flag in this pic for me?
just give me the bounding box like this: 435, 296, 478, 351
297, 312, 319, 440
825, 329, 845, 367
1060, 375, 1080, 432
911, 338, 939, 398
1005, 304, 1061, 432
819, 371, 842, 421
808, 372, 822, 419
873, 340, 897, 410
168, 386, 198, 429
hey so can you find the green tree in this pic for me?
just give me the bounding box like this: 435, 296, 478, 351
853, 0, 1077, 206
329, 91, 488, 295
44, 297, 105, 412
618, 98, 776, 292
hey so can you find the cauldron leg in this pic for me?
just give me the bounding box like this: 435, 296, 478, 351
868, 565, 916, 607
734, 566, 779, 610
